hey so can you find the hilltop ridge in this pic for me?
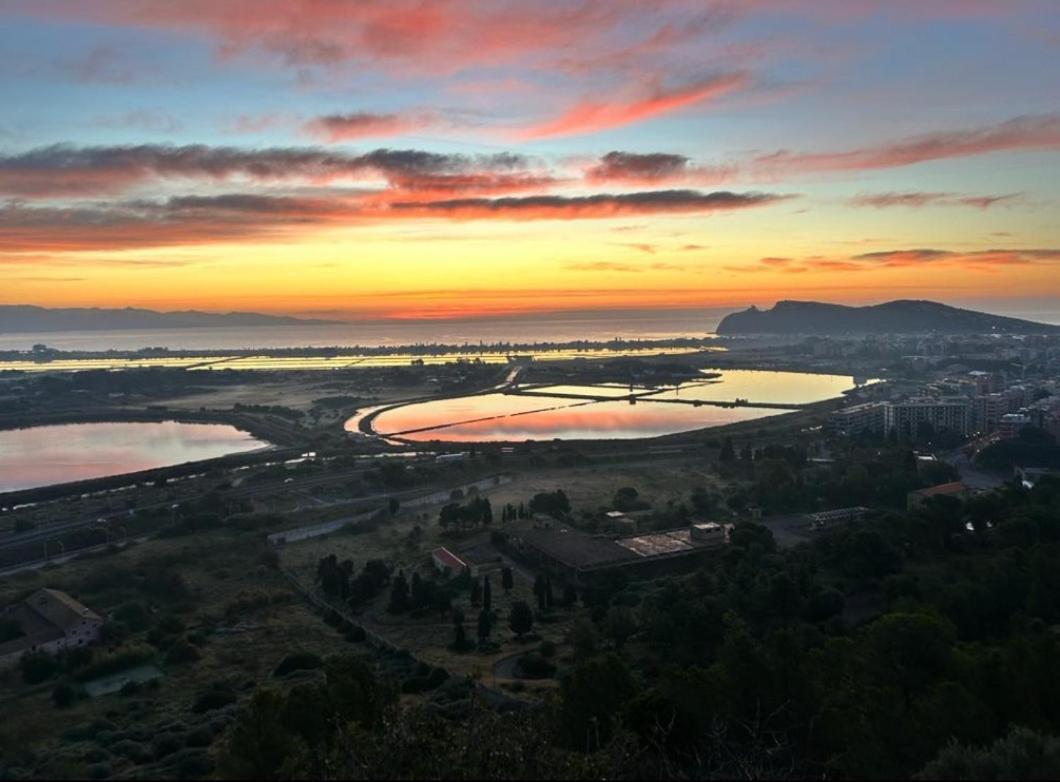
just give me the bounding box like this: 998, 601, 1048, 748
716, 299, 1059, 335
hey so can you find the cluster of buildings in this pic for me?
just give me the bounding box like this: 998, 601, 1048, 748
829, 369, 1058, 441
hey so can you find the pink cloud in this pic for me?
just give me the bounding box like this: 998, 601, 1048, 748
517, 73, 750, 140
849, 191, 1021, 209
756, 115, 1060, 174
303, 111, 434, 142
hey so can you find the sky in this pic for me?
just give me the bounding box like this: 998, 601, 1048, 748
1, 0, 1058, 321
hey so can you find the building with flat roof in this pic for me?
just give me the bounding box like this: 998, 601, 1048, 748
806, 506, 869, 530
884, 397, 972, 438
828, 402, 885, 436
495, 521, 730, 587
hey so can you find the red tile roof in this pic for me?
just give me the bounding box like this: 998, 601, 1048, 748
432, 547, 468, 571
913, 481, 966, 498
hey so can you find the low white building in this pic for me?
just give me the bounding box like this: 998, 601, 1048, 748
0, 589, 103, 668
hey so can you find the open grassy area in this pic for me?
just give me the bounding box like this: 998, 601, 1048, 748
0, 521, 357, 779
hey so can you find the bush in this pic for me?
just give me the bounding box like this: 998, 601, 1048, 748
20, 650, 58, 684
169, 748, 213, 779
401, 667, 450, 693
52, 682, 80, 708
192, 688, 237, 714
87, 762, 112, 780
184, 726, 215, 748
113, 602, 151, 632
273, 652, 323, 677
538, 640, 557, 658
109, 739, 149, 763
344, 625, 367, 643
151, 732, 182, 760
165, 640, 201, 665
515, 652, 556, 679
76, 645, 154, 682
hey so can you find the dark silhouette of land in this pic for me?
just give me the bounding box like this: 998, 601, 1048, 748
717, 299, 1060, 335
0, 305, 339, 333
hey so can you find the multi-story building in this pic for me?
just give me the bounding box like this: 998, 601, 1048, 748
883, 397, 972, 438
827, 402, 886, 436
999, 413, 1031, 440
974, 393, 1007, 434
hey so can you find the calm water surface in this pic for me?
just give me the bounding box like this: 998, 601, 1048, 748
359, 369, 872, 442
0, 421, 267, 492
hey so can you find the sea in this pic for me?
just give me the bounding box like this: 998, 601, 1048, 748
0, 300, 1058, 352
0, 308, 732, 352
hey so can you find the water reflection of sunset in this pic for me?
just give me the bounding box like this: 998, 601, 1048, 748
0, 422, 265, 493
382, 399, 791, 442
370, 368, 867, 442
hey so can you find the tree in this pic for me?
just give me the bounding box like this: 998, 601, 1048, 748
477, 608, 494, 644
917, 726, 1060, 780
501, 567, 514, 595
533, 575, 547, 611
544, 577, 554, 610
613, 487, 643, 511
604, 606, 637, 650
509, 601, 534, 640
529, 490, 571, 518
388, 571, 410, 613
482, 576, 492, 611
451, 608, 470, 651
388, 497, 400, 516
868, 612, 955, 705
720, 437, 736, 463
562, 583, 578, 608
19, 650, 57, 684
470, 579, 482, 607
221, 688, 296, 779
561, 654, 639, 751
316, 554, 351, 599
690, 486, 718, 516
51, 682, 78, 708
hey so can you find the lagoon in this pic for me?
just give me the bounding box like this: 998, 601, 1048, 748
359, 369, 874, 442
0, 421, 267, 493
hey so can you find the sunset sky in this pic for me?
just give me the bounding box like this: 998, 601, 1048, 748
1, 0, 1058, 320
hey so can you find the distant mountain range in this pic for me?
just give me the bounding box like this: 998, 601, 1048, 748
0, 306, 340, 333
716, 300, 1060, 336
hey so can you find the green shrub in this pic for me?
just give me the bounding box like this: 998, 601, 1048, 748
192, 688, 237, 714
273, 652, 323, 677
52, 682, 80, 708
165, 640, 201, 665
516, 652, 556, 679
152, 732, 182, 760
76, 644, 154, 682
20, 650, 58, 684
184, 726, 215, 748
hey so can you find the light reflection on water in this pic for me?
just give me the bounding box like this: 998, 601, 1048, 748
0, 421, 266, 492
359, 369, 875, 442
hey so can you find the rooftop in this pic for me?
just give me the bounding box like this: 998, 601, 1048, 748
431, 547, 469, 571
0, 589, 100, 659
912, 481, 967, 498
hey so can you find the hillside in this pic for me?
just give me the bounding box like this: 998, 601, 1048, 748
0, 306, 339, 333
716, 299, 1059, 336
